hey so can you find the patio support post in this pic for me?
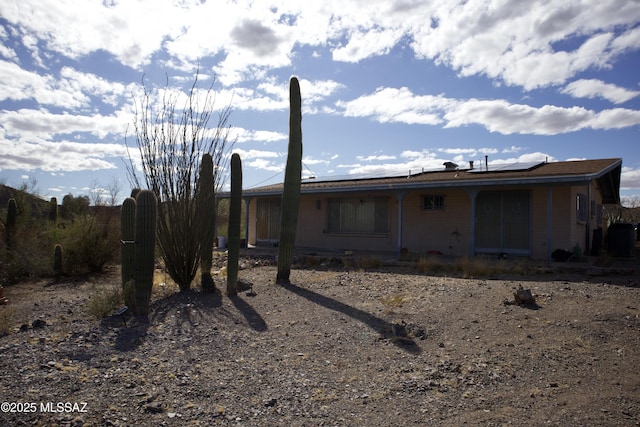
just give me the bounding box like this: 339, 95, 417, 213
395, 191, 405, 257
467, 189, 478, 259
244, 197, 252, 248
546, 186, 553, 266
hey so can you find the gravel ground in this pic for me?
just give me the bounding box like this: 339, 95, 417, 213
0, 252, 639, 426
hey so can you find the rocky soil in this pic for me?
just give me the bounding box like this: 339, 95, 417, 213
1, 252, 639, 426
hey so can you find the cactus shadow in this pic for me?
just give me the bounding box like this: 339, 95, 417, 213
148, 288, 223, 329
108, 315, 150, 352
229, 295, 267, 332
282, 282, 421, 354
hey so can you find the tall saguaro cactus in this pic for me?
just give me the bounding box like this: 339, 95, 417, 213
197, 153, 216, 292
49, 197, 58, 223
226, 153, 242, 296
133, 190, 157, 315
120, 197, 136, 307
5, 198, 17, 250
276, 77, 303, 284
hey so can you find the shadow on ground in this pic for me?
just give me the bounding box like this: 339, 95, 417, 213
283, 282, 421, 354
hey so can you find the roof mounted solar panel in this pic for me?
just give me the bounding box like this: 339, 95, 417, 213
468, 161, 545, 173
308, 170, 411, 183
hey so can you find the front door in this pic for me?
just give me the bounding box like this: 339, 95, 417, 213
256, 198, 281, 245
475, 190, 530, 255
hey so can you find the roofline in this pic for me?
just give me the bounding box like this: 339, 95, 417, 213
219, 159, 622, 199
235, 164, 621, 199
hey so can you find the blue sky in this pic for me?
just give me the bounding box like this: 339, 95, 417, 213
0, 0, 639, 205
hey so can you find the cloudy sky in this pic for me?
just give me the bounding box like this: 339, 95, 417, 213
1, 0, 639, 205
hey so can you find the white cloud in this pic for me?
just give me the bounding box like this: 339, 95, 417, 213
332, 27, 404, 62
231, 148, 280, 159
356, 154, 397, 161
0, 137, 127, 172
246, 158, 283, 172
443, 100, 593, 135
337, 87, 640, 135
0, 108, 128, 139
561, 79, 640, 104
231, 127, 287, 143
337, 87, 450, 125
2, 0, 638, 92
410, 0, 640, 89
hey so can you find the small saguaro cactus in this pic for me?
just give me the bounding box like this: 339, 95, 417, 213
5, 198, 17, 250
276, 76, 303, 284
133, 190, 157, 315
49, 197, 58, 223
120, 197, 136, 307
53, 244, 63, 281
226, 153, 242, 297
197, 153, 216, 293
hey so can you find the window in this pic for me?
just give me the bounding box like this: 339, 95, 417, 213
327, 197, 388, 234
576, 193, 587, 222
422, 195, 445, 211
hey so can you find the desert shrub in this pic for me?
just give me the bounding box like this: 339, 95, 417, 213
52, 213, 119, 275
86, 283, 123, 318
416, 255, 446, 274
0, 224, 52, 284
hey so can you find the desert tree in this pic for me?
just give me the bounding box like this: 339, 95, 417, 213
126, 72, 234, 291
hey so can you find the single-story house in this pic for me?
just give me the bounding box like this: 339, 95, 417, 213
233, 158, 622, 262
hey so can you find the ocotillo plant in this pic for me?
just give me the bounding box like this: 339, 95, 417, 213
276, 76, 303, 284
226, 153, 242, 296
197, 153, 216, 292
5, 198, 17, 250
53, 244, 63, 282
133, 190, 157, 315
120, 197, 136, 307
49, 197, 58, 223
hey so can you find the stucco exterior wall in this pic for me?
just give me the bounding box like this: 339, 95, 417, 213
246, 177, 607, 260
400, 190, 471, 256
293, 192, 399, 252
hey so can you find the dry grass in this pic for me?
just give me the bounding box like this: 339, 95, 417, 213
86, 283, 123, 318
379, 294, 411, 308
0, 305, 16, 334
343, 256, 382, 270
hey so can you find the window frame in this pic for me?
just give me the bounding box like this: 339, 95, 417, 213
576, 193, 587, 222
326, 196, 389, 235
422, 194, 445, 211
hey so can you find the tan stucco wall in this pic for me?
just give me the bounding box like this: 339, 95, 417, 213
293, 192, 399, 252
400, 190, 471, 256
247, 178, 608, 259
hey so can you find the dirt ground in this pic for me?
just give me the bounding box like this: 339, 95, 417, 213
0, 249, 639, 426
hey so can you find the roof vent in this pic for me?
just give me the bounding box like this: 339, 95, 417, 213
443, 161, 458, 171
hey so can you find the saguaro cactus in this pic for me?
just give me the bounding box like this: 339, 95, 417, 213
5, 198, 17, 250
197, 153, 216, 292
49, 197, 58, 223
276, 77, 303, 284
53, 244, 63, 281
226, 153, 242, 296
120, 197, 136, 307
133, 190, 157, 315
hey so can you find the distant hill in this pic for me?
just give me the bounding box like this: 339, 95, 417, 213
0, 184, 50, 219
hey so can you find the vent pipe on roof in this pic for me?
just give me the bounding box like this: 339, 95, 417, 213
443, 161, 458, 171
485, 155, 488, 171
